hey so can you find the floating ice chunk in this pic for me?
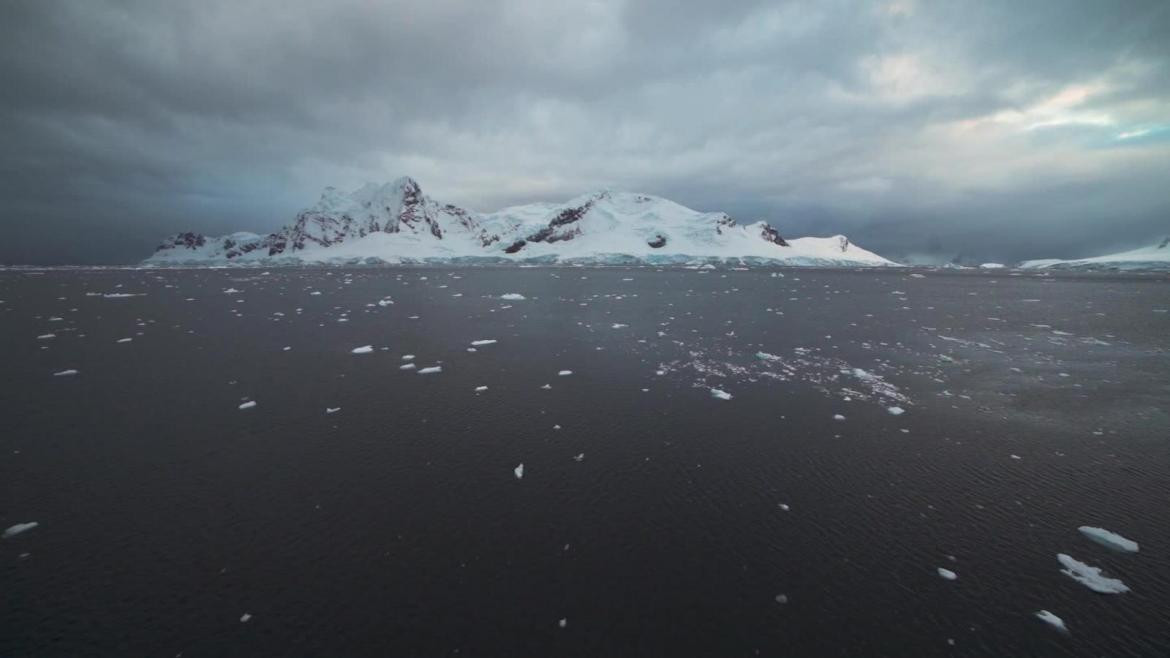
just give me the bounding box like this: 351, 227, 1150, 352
238, 400, 257, 410
470, 340, 497, 346
2, 522, 38, 539
53, 369, 78, 377
1078, 526, 1139, 553
402, 355, 415, 361
774, 593, 788, 604
399, 363, 416, 370
937, 568, 957, 581
351, 345, 374, 354
240, 613, 252, 623
36, 334, 55, 340
778, 503, 790, 511
558, 618, 567, 628
573, 453, 584, 462
1035, 610, 1068, 633
541, 384, 552, 389
833, 414, 846, 421
223, 288, 242, 294
1057, 553, 1129, 594
325, 407, 341, 414
418, 366, 442, 374
475, 386, 488, 392
887, 406, 905, 416
611, 323, 628, 329
558, 370, 573, 376
116, 338, 132, 343
710, 388, 732, 400
500, 293, 526, 300
514, 463, 524, 479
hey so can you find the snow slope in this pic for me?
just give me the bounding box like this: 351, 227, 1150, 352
1021, 238, 1170, 271
144, 177, 897, 267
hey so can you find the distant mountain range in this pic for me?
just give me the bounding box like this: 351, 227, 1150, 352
143, 177, 894, 267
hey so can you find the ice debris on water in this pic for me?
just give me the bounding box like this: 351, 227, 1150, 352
53, 369, 79, 377
500, 293, 526, 300
399, 363, 416, 370
937, 568, 957, 581
240, 613, 252, 623
470, 339, 497, 346
514, 463, 524, 479
833, 414, 846, 421
1057, 553, 1129, 594
325, 407, 340, 414
1078, 526, 1139, 553
351, 345, 374, 354
475, 386, 488, 392
417, 366, 442, 374
558, 370, 573, 376
887, 406, 905, 416
238, 400, 257, 410
573, 453, 584, 462
3, 522, 39, 539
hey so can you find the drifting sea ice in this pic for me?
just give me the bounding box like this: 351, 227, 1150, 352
500, 293, 526, 300
514, 463, 524, 479
710, 388, 733, 400
3, 522, 39, 539
351, 345, 374, 354
887, 406, 905, 416
53, 369, 78, 377
325, 407, 341, 414
470, 340, 497, 346
1057, 553, 1129, 594
399, 363, 417, 370
418, 366, 442, 374
937, 568, 957, 581
1035, 610, 1068, 633
475, 386, 488, 392
558, 370, 573, 376
238, 400, 257, 410
1078, 526, 1139, 553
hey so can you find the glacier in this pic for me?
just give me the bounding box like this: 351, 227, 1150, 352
142, 177, 896, 268
1021, 238, 1170, 271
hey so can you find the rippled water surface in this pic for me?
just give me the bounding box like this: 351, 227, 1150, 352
3, 267, 1169, 657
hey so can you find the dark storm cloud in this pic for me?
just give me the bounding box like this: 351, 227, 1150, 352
1, 0, 1168, 264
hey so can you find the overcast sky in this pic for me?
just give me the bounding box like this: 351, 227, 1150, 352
2, 0, 1168, 264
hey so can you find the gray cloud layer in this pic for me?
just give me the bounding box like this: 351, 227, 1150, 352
2, 0, 1168, 264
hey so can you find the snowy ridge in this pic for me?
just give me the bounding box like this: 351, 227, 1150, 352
1021, 238, 1170, 271
144, 177, 896, 267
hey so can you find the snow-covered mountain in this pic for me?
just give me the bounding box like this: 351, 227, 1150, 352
1020, 238, 1170, 271
144, 177, 896, 267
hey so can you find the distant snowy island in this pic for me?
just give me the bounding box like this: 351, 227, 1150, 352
143, 177, 895, 267
1021, 238, 1170, 271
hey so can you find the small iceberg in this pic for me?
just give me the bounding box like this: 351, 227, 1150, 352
514, 463, 524, 479
710, 388, 732, 400
238, 400, 257, 410
1057, 553, 1129, 594
937, 568, 957, 581
500, 293, 526, 300
1078, 526, 1139, 553
470, 339, 497, 346
417, 366, 442, 375
1034, 610, 1068, 634
3, 522, 39, 539
351, 345, 374, 354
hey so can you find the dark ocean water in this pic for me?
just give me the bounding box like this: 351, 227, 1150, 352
2, 266, 1169, 657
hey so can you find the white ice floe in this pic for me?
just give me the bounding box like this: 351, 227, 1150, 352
240, 613, 252, 623
1034, 610, 1068, 633
223, 288, 242, 294
611, 323, 628, 329
833, 414, 846, 421
418, 366, 442, 374
2, 522, 39, 539
116, 338, 132, 343
573, 453, 584, 462
53, 369, 78, 377
238, 400, 257, 410
558, 370, 573, 376
1078, 526, 1139, 553
36, 334, 55, 340
558, 618, 567, 629
475, 386, 488, 392
1057, 553, 1129, 594
500, 293, 526, 300
400, 363, 416, 370
514, 463, 524, 479
778, 503, 790, 512
326, 407, 341, 414
401, 354, 415, 361
774, 593, 789, 604
710, 388, 733, 400
937, 567, 957, 581
887, 406, 905, 416
470, 339, 497, 346
351, 345, 374, 354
